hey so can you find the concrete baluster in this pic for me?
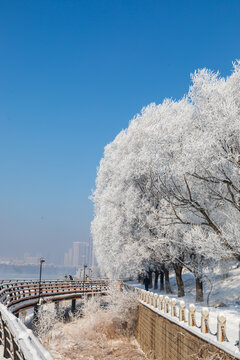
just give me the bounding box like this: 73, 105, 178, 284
148, 293, 151, 305
217, 313, 227, 342
150, 293, 154, 306
154, 294, 158, 308
201, 307, 209, 334
188, 304, 196, 326
164, 296, 170, 313
159, 295, 164, 311
146, 291, 150, 304
171, 298, 177, 317
179, 300, 186, 322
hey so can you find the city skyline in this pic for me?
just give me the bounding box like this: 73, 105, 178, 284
0, 238, 96, 266
64, 238, 95, 268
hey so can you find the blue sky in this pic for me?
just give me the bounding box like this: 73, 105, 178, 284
0, 0, 239, 263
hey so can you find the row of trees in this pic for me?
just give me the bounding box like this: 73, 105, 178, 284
91, 61, 240, 301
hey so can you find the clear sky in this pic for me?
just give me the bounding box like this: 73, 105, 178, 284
0, 0, 239, 264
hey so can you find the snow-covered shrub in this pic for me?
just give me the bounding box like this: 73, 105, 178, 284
34, 303, 65, 340
81, 282, 138, 338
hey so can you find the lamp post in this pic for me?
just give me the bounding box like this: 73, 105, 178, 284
83, 264, 87, 281
38, 257, 45, 304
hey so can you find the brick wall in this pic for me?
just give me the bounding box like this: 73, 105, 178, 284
136, 303, 238, 360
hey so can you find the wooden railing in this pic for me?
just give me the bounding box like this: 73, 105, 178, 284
0, 280, 108, 314
0, 303, 52, 360
0, 279, 109, 359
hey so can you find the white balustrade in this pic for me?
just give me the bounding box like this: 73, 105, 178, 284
171, 298, 177, 317
201, 307, 209, 334
164, 296, 170, 313
159, 295, 164, 311
188, 304, 196, 326
217, 313, 227, 342
147, 292, 150, 304
179, 300, 186, 322
150, 292, 154, 306
134, 287, 233, 349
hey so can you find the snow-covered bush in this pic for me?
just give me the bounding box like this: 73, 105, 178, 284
34, 303, 65, 340
81, 282, 138, 338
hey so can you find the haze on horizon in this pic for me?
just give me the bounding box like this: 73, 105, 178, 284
0, 0, 239, 264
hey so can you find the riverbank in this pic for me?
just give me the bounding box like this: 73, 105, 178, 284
35, 284, 148, 360
42, 317, 148, 360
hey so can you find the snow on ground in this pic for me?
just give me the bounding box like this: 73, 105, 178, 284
128, 265, 240, 356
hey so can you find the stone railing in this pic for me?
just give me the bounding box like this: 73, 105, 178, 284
124, 285, 240, 360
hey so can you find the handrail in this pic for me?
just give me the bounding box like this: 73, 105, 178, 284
0, 303, 53, 360
124, 284, 240, 359
0, 279, 109, 359
0, 280, 109, 314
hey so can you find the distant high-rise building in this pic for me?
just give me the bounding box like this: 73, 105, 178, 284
72, 242, 79, 267
72, 241, 89, 267
64, 241, 92, 267
64, 248, 73, 267
68, 248, 73, 265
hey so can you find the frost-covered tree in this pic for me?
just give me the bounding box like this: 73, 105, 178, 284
91, 61, 240, 301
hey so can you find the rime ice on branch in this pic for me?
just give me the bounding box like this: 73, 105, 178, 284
91, 61, 240, 294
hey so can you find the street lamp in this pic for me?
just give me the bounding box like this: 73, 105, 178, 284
38, 257, 45, 304
83, 264, 87, 281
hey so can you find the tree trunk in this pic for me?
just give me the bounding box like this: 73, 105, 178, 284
173, 263, 185, 297
164, 268, 172, 293
154, 271, 159, 290
148, 271, 153, 289
196, 277, 203, 302
138, 273, 144, 284
160, 270, 164, 291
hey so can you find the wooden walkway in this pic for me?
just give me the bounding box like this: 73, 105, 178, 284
0, 279, 108, 314
0, 279, 109, 359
